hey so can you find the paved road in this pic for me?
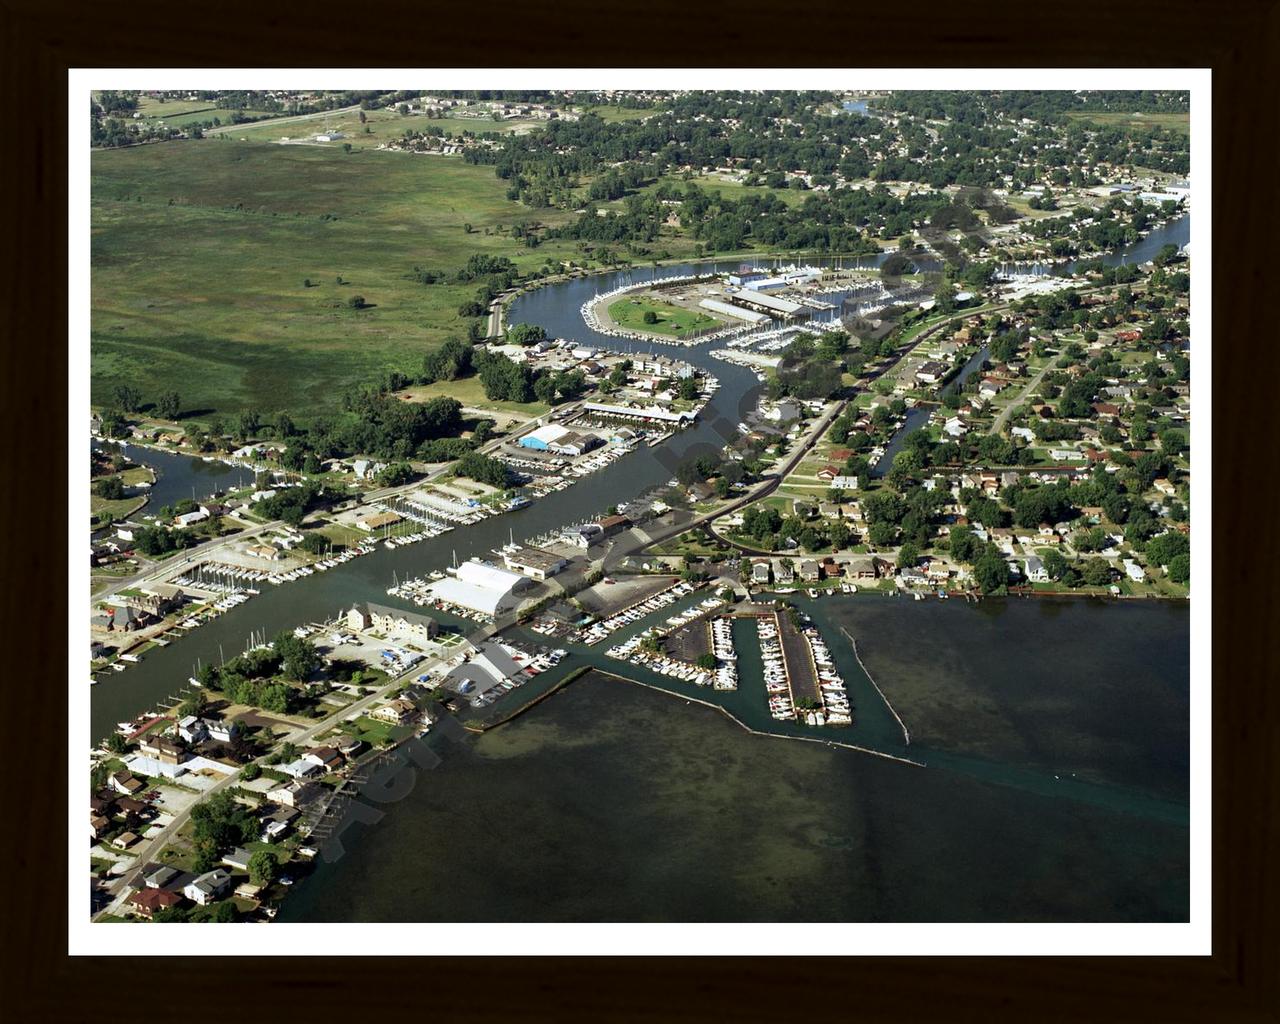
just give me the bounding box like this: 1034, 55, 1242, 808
990, 357, 1056, 436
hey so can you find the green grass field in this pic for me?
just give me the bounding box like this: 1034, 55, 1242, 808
400, 377, 551, 418
1066, 111, 1190, 136
606, 296, 719, 337
133, 96, 279, 130
91, 140, 595, 419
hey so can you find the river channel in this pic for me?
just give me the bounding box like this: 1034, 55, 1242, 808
89, 217, 1189, 745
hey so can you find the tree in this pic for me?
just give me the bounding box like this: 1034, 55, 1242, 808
94, 475, 126, 500
973, 550, 1009, 594
643, 309, 658, 325
1081, 558, 1113, 587
248, 849, 280, 887
1168, 553, 1190, 584
695, 653, 718, 671
342, 142, 352, 154
897, 542, 921, 569
156, 390, 181, 420
272, 631, 321, 681
505, 323, 548, 346
347, 295, 367, 309
828, 521, 851, 551
112, 384, 142, 412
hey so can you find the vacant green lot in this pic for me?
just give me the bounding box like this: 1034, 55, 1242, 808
606, 296, 719, 337
91, 140, 596, 419
1066, 111, 1191, 136
400, 377, 551, 418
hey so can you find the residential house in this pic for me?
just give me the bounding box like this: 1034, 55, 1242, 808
373, 698, 418, 725
144, 865, 180, 890
266, 781, 319, 809
750, 562, 771, 584
280, 757, 322, 780
303, 746, 344, 773
221, 847, 254, 872
203, 718, 238, 744
127, 888, 183, 919
1024, 556, 1049, 583
844, 557, 877, 580
177, 716, 208, 745
139, 735, 186, 765
110, 770, 144, 797
184, 869, 232, 906
797, 560, 822, 582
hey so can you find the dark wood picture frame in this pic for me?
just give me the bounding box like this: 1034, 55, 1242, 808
3, 0, 1275, 1019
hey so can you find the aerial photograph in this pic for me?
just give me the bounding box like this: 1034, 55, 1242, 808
83, 83, 1194, 928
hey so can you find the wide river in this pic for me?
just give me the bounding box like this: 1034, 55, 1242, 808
92, 219, 1191, 922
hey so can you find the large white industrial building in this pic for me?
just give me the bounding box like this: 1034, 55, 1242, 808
426, 559, 533, 619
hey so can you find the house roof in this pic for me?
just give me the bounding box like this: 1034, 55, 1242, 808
129, 887, 182, 911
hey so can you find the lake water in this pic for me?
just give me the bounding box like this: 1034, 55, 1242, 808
278, 594, 1189, 924
92, 439, 250, 511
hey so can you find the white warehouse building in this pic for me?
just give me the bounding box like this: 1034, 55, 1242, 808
426, 559, 533, 619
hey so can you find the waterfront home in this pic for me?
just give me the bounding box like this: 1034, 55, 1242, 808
843, 556, 877, 580
751, 562, 771, 584
373, 698, 418, 725
915, 361, 950, 385
177, 716, 208, 745
127, 887, 182, 919
281, 757, 323, 780
797, 560, 822, 582
184, 869, 232, 906
765, 400, 801, 423
221, 847, 254, 872
139, 735, 186, 765
203, 717, 238, 744
899, 567, 929, 587
1024, 556, 1050, 583
304, 746, 344, 773
266, 781, 319, 809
